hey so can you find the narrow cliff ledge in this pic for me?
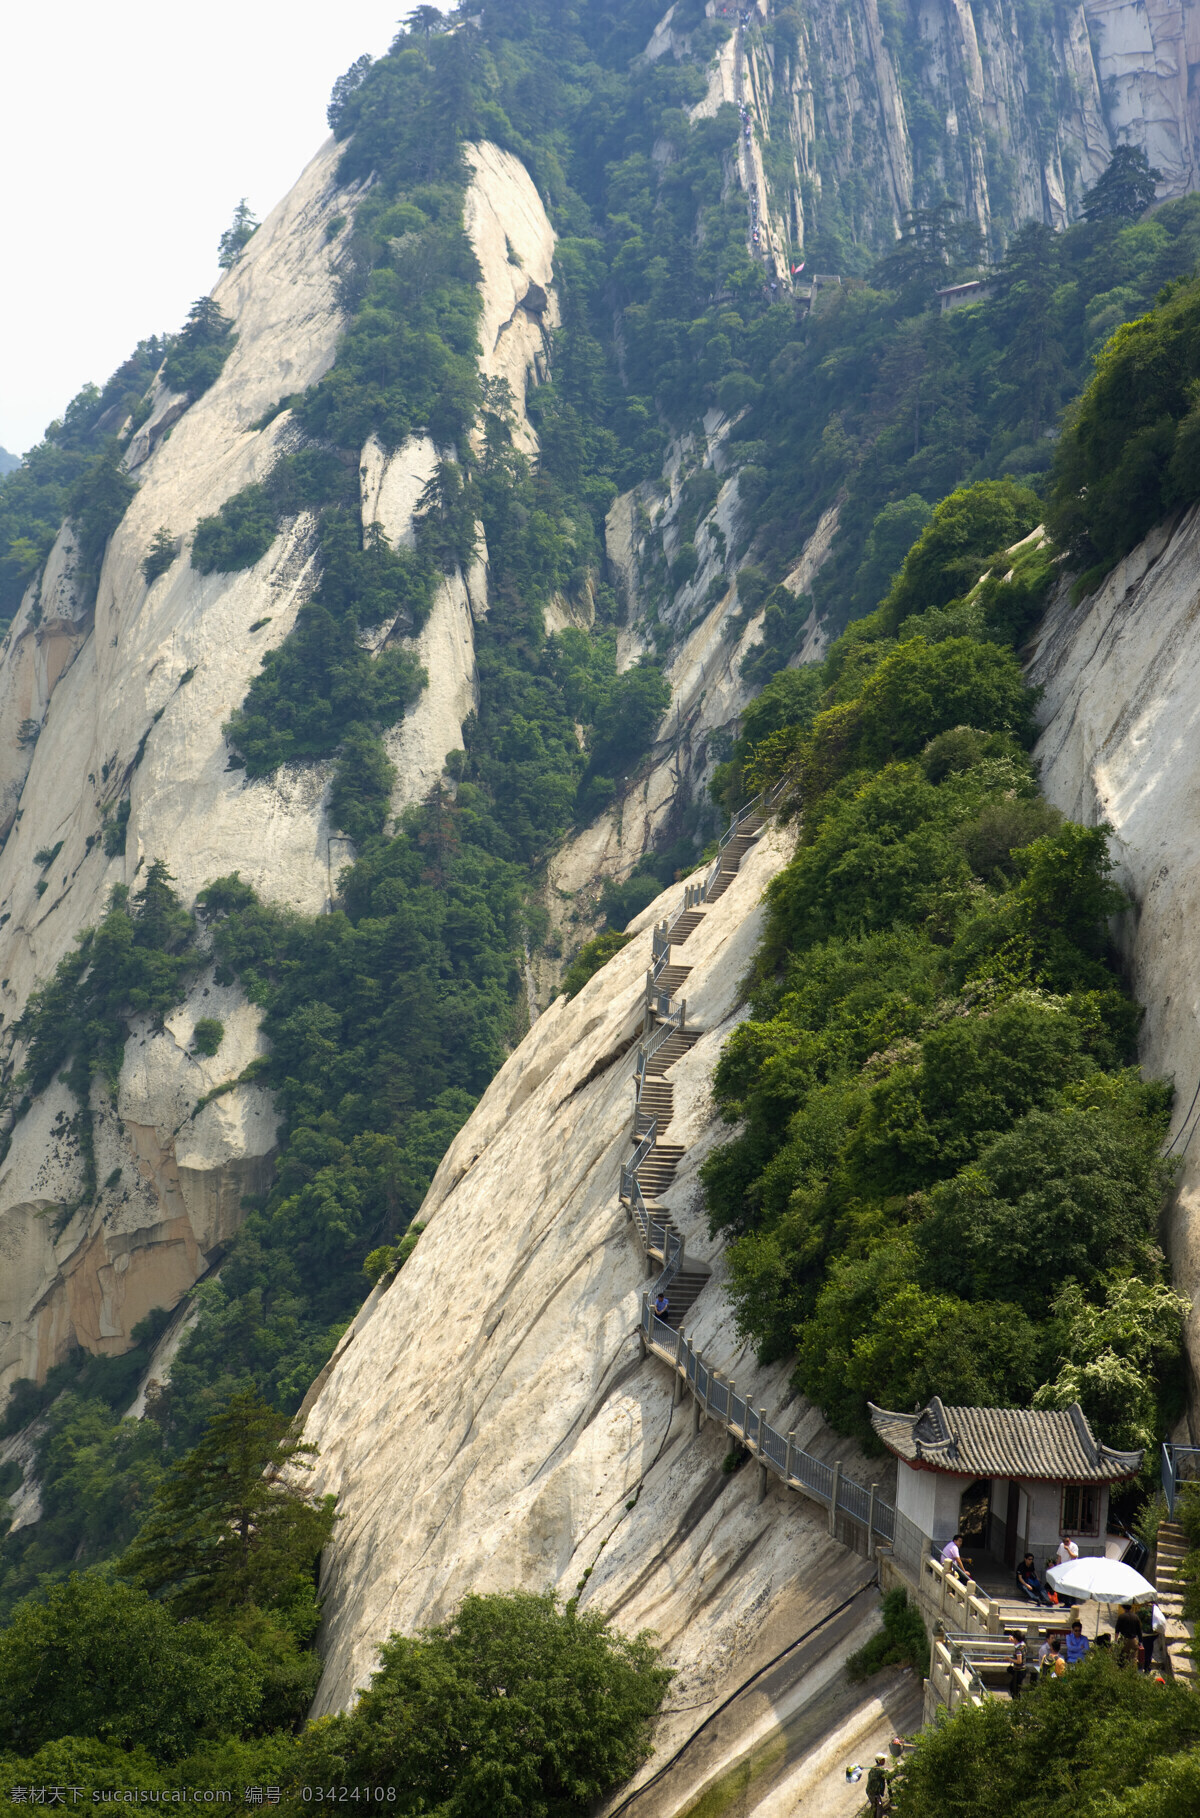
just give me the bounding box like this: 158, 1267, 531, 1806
300, 824, 893, 1798
1027, 505, 1200, 1414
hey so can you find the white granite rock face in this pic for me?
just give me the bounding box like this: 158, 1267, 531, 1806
1027, 505, 1200, 1416
464, 142, 559, 452
0, 136, 560, 1387
301, 828, 892, 1802
651, 0, 1198, 278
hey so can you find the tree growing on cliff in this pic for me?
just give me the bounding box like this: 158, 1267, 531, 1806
120, 1389, 335, 1624
298, 1590, 671, 1817
0, 1575, 262, 1759
1082, 145, 1161, 224
217, 199, 259, 270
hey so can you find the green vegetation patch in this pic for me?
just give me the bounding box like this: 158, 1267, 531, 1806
701, 485, 1185, 1454
846, 1587, 929, 1682
161, 298, 237, 403
891, 1651, 1200, 1816
562, 930, 633, 998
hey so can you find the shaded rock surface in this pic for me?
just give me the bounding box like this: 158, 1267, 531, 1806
1028, 504, 1200, 1418
301, 827, 893, 1808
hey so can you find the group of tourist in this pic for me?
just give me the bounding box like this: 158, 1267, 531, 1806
937, 1528, 1168, 1693
1006, 1620, 1093, 1694
1005, 1602, 1165, 1693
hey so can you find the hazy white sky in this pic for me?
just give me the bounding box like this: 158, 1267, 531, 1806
0, 1, 446, 456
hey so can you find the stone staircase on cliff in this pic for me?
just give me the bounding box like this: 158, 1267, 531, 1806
1154, 1521, 1196, 1684
615, 790, 899, 1553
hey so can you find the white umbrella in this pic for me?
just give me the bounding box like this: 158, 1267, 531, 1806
1047, 1556, 1155, 1603
1047, 1555, 1157, 1640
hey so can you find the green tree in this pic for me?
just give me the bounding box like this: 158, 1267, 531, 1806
218, 199, 259, 269
916, 1093, 1171, 1315
67, 444, 137, 607
120, 1390, 335, 1621
1082, 145, 1162, 224
141, 526, 177, 584
0, 1575, 261, 1759
879, 480, 1043, 632
562, 930, 632, 997
162, 298, 236, 402
298, 1591, 671, 1818
891, 1651, 1200, 1815
1034, 1275, 1189, 1452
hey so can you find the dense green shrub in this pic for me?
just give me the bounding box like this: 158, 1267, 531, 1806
891, 1651, 1200, 1816
878, 480, 1043, 630
846, 1588, 928, 1681
66, 443, 137, 607
702, 521, 1180, 1446
1048, 273, 1200, 570
191, 1015, 224, 1055
192, 483, 278, 573
0, 1576, 262, 1760
161, 297, 236, 402
562, 931, 632, 998
298, 1591, 671, 1817
0, 337, 164, 618
224, 605, 425, 775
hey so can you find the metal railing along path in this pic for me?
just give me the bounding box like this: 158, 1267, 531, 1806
619, 787, 899, 1553
1162, 1441, 1200, 1515
647, 778, 789, 1012
637, 1303, 897, 1547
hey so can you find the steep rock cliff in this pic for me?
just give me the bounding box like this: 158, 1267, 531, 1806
1027, 506, 1200, 1415
299, 827, 906, 1808
0, 139, 560, 1392
662, 0, 1200, 277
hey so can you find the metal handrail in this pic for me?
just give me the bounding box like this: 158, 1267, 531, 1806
1162, 1440, 1200, 1515
652, 779, 782, 997
637, 1293, 896, 1545
626, 788, 902, 1554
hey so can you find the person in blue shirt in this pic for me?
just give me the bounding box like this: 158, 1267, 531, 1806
1065, 1620, 1090, 1664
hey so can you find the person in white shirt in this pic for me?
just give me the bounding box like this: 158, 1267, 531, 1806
940, 1533, 968, 1582
1056, 1534, 1080, 1565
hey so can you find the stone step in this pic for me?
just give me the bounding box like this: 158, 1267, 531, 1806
665, 911, 705, 943
646, 1034, 702, 1073
652, 965, 692, 992
647, 1274, 711, 1323
704, 869, 738, 901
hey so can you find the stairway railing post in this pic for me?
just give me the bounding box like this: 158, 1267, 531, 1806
829, 1460, 841, 1536
866, 1483, 876, 1560
785, 1430, 795, 1485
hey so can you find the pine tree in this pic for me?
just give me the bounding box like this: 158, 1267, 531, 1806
179, 296, 233, 347
1082, 145, 1161, 223
217, 199, 259, 270
120, 1390, 336, 1619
